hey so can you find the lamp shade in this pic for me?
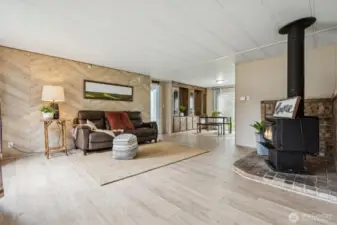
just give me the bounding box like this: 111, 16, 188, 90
41, 85, 65, 102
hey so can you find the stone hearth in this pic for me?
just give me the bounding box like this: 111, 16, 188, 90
233, 152, 337, 204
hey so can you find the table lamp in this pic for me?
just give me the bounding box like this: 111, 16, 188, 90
42, 85, 65, 119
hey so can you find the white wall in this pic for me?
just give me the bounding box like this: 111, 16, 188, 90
236, 44, 337, 148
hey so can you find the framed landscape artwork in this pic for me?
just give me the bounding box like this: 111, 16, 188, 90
83, 80, 133, 101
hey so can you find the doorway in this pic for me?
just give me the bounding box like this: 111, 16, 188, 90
213, 87, 235, 134
151, 82, 161, 133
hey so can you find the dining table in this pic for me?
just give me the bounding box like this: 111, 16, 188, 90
198, 116, 232, 134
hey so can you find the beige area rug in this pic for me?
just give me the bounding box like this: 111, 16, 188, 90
70, 141, 209, 186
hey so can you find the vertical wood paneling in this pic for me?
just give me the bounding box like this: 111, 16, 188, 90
0, 46, 151, 155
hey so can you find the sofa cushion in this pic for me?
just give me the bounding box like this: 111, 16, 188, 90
121, 112, 135, 130
126, 127, 156, 137
89, 132, 113, 143
127, 111, 143, 128
106, 112, 125, 130
78, 111, 105, 129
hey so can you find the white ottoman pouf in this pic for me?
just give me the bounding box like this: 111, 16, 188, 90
112, 134, 138, 160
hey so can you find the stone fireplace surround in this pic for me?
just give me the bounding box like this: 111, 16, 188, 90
261, 98, 334, 157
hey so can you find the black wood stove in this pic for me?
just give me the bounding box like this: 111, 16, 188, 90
263, 117, 319, 172
262, 17, 320, 173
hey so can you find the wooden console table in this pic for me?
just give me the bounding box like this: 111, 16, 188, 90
42, 119, 68, 159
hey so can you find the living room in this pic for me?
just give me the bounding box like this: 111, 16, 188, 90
1, 1, 337, 224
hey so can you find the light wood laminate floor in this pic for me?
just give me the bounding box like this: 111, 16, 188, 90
0, 132, 336, 225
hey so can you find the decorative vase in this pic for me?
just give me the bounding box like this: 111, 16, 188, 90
180, 112, 184, 116
42, 113, 54, 120
255, 133, 269, 156
50, 102, 59, 119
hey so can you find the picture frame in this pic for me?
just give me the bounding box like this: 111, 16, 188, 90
273, 96, 301, 119
83, 80, 133, 101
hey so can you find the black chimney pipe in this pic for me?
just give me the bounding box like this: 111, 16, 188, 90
279, 17, 316, 117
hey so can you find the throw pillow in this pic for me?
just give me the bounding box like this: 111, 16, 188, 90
121, 112, 135, 130
86, 120, 97, 130
105, 112, 124, 130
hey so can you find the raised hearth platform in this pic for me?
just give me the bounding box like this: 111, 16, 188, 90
233, 152, 337, 204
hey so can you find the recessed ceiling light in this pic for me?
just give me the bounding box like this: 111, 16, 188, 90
216, 79, 228, 84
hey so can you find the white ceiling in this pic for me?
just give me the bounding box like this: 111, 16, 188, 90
1, 0, 337, 87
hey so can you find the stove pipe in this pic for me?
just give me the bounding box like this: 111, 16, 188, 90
279, 17, 316, 117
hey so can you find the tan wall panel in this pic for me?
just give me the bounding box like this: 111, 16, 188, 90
163, 81, 172, 134
159, 81, 166, 134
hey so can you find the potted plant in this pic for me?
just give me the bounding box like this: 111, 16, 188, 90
40, 105, 57, 120
211, 110, 221, 116
250, 120, 269, 156
179, 105, 186, 116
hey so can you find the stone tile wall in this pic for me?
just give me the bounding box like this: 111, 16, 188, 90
333, 95, 337, 171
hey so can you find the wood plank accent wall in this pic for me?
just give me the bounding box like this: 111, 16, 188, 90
0, 46, 151, 154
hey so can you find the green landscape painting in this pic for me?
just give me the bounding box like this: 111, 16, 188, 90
84, 91, 132, 101
84, 80, 133, 101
